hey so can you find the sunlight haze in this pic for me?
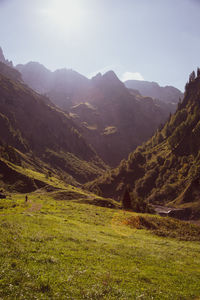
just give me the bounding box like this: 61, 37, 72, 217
1, 0, 200, 90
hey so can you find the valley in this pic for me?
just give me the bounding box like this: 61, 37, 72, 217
17, 62, 181, 166
0, 46, 200, 299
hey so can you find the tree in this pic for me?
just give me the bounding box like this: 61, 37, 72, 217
197, 67, 200, 78
121, 185, 132, 209
189, 71, 196, 82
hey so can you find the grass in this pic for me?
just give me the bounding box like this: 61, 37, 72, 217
103, 126, 117, 136
121, 214, 200, 241
0, 192, 200, 299
0, 157, 72, 190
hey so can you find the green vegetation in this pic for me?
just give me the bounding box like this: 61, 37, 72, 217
0, 192, 200, 299
87, 71, 200, 219
0, 62, 200, 299
122, 214, 200, 241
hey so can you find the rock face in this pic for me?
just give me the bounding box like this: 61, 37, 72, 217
125, 79, 183, 105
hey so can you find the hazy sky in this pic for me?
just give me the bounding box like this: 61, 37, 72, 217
0, 0, 200, 90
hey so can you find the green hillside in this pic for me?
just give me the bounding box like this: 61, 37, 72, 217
0, 192, 200, 299
87, 70, 200, 219
1, 52, 200, 300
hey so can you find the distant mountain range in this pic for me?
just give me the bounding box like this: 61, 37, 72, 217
125, 79, 183, 104
16, 60, 181, 166
87, 70, 200, 219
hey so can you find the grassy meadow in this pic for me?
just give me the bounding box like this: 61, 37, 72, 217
0, 191, 200, 299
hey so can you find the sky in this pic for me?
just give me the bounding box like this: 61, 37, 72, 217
0, 0, 200, 91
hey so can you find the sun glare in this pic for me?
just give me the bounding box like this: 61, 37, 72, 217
41, 0, 85, 32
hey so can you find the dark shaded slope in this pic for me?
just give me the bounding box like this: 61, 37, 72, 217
87, 70, 200, 219
0, 159, 46, 193
0, 66, 106, 184
70, 71, 172, 166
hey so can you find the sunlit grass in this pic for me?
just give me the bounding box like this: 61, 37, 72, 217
0, 193, 200, 299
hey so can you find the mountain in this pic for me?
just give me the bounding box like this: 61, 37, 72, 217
0, 61, 22, 82
0, 62, 107, 192
17, 60, 174, 166
16, 62, 90, 110
125, 79, 183, 105
17, 61, 181, 110
87, 70, 200, 219
69, 71, 172, 166
16, 62, 53, 94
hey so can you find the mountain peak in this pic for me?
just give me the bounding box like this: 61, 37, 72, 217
103, 70, 119, 79
53, 68, 89, 82
102, 71, 124, 85
91, 72, 102, 81
92, 70, 124, 89
16, 61, 51, 73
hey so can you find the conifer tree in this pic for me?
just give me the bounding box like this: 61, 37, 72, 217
197, 67, 200, 77
189, 71, 196, 82
121, 185, 132, 209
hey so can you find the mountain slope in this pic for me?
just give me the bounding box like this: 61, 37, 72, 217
87, 70, 200, 219
16, 58, 179, 166
16, 62, 53, 94
0, 63, 107, 188
0, 192, 200, 299
0, 61, 22, 82
70, 71, 172, 166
